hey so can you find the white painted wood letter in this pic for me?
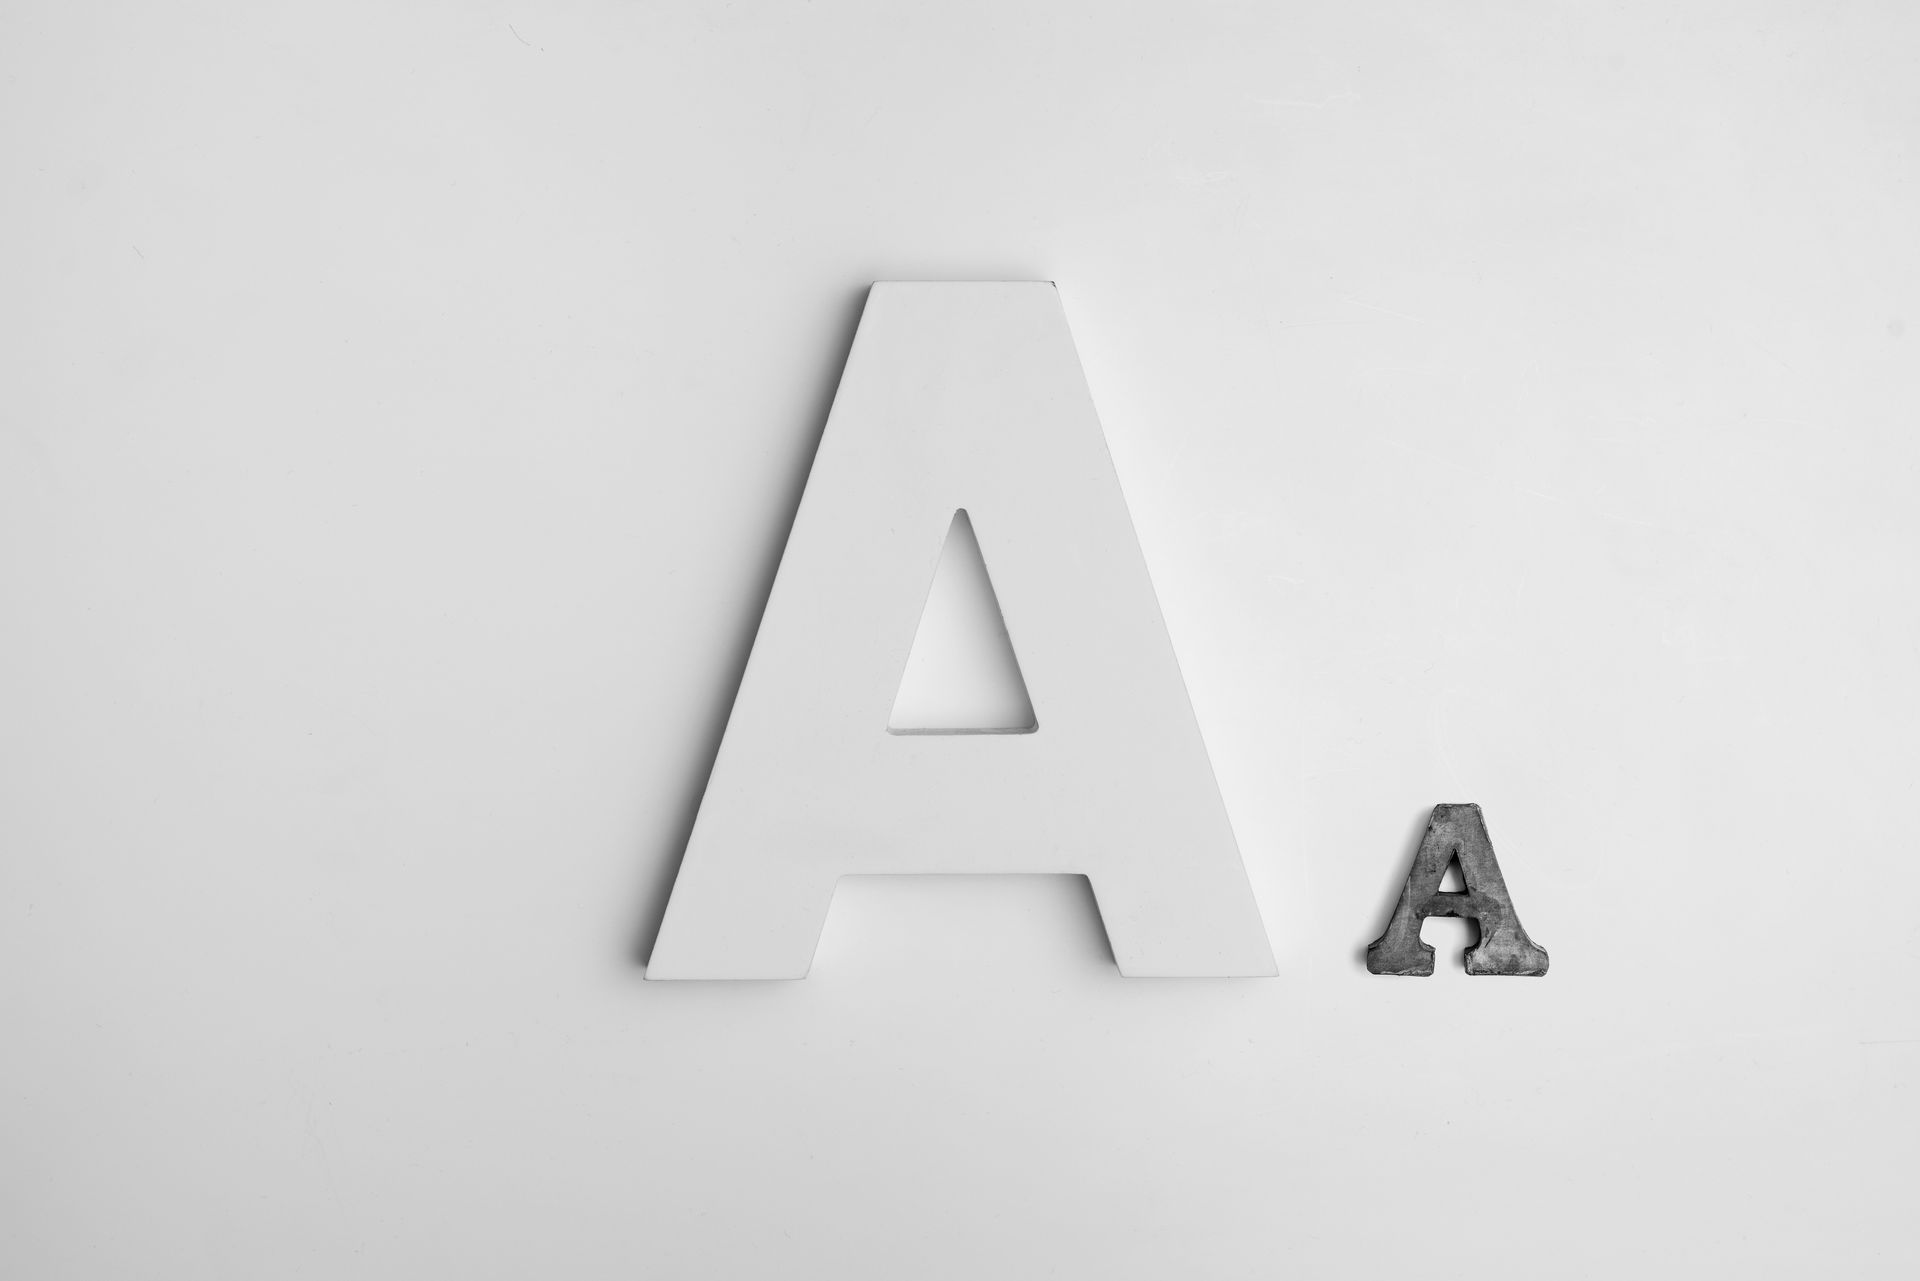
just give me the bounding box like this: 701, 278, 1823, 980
647, 282, 1274, 978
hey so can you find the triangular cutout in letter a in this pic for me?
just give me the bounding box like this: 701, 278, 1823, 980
888, 510, 1036, 735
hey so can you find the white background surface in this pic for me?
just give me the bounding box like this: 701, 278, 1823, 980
4, 3, 1916, 1277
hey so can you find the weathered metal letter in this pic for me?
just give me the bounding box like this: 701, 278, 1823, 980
1366, 804, 1548, 976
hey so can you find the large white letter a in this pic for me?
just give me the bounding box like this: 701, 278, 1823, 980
647, 282, 1275, 978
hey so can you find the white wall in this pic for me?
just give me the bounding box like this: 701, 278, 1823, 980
4, 3, 1915, 1277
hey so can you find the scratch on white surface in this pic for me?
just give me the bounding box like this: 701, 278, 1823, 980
1430, 689, 1469, 797
1174, 168, 1239, 187
305, 1096, 347, 1224
1598, 510, 1665, 528
1383, 439, 1570, 506
1277, 316, 1375, 328
1339, 296, 1423, 323
1387, 443, 1701, 536
1250, 92, 1360, 112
